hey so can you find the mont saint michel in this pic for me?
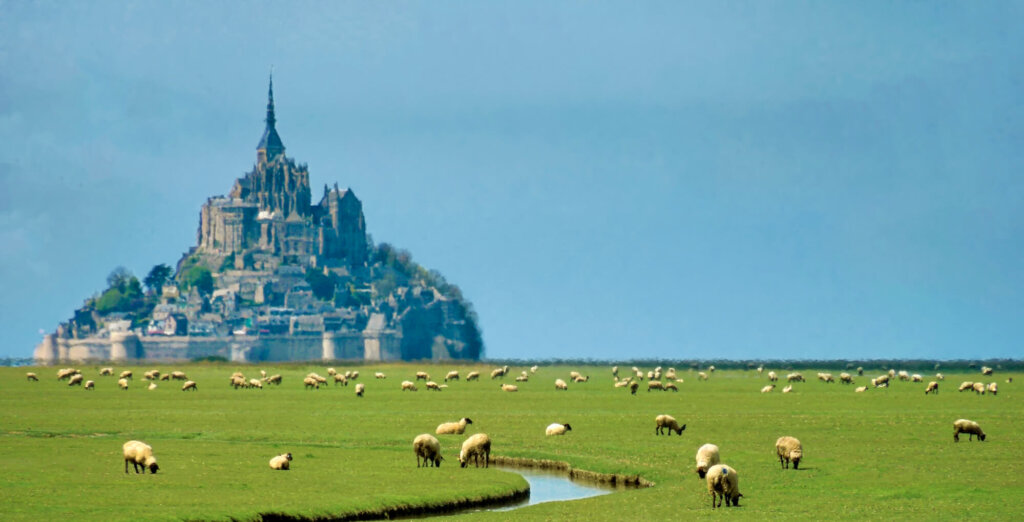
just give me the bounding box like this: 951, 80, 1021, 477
34, 78, 483, 364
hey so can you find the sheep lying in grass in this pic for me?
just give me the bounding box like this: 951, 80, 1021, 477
855, 386, 867, 393
181, 380, 197, 391
515, 373, 529, 382
123, 440, 159, 474
655, 414, 686, 436
546, 423, 572, 436
269, 452, 293, 470
760, 384, 775, 393
775, 436, 803, 469
401, 380, 418, 392
706, 464, 741, 508
26, 372, 38, 381
148, 382, 157, 390
925, 382, 939, 394
782, 385, 792, 393
466, 371, 480, 382
614, 379, 629, 388
118, 378, 129, 390
501, 384, 518, 392
355, 383, 365, 397
414, 434, 443, 467
555, 378, 568, 391
953, 419, 986, 442
437, 418, 474, 435
695, 443, 721, 479
459, 433, 491, 468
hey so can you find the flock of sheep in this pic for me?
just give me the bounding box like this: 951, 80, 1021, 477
28, 361, 1005, 510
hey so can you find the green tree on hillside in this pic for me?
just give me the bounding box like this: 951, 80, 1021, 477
143, 264, 173, 295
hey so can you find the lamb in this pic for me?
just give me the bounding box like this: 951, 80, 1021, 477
118, 378, 129, 390
26, 372, 38, 381
760, 384, 775, 393
648, 381, 664, 392
414, 434, 443, 467
655, 414, 686, 436
84, 380, 95, 390
426, 381, 443, 391
546, 423, 572, 436
501, 384, 518, 392
987, 382, 997, 395
554, 378, 568, 391
459, 433, 491, 468
68, 374, 84, 386
925, 381, 939, 394
695, 443, 721, 479
706, 464, 742, 508
782, 385, 793, 393
958, 381, 974, 392
123, 440, 159, 474
855, 386, 867, 393
119, 370, 133, 380
444, 370, 460, 382
355, 383, 365, 397
269, 452, 293, 470
953, 419, 986, 442
436, 417, 474, 435
401, 380, 418, 392
767, 371, 778, 382
375, 372, 386, 379
466, 371, 480, 382
416, 371, 430, 381
181, 380, 197, 391
775, 436, 803, 469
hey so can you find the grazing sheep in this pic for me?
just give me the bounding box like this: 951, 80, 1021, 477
786, 372, 805, 383
782, 385, 793, 393
401, 380, 418, 392
426, 381, 443, 391
416, 371, 430, 381
695, 443, 721, 479
490, 367, 507, 379
647, 371, 655, 380
148, 382, 157, 390
911, 374, 923, 382
123, 440, 159, 474
349, 371, 360, 380
972, 382, 986, 394
466, 371, 480, 382
839, 373, 853, 384
665, 368, 678, 380
888, 369, 896, 379
181, 380, 197, 391
572, 375, 589, 383
459, 433, 491, 468
501, 384, 518, 392
958, 381, 974, 392
708, 365, 716, 373
355, 383, 365, 397
936, 373, 944, 381
698, 372, 709, 381
375, 372, 386, 379
569, 371, 583, 380
760, 384, 775, 393
775, 436, 803, 469
664, 382, 679, 392
655, 414, 686, 436
444, 370, 460, 382
267, 374, 282, 385
987, 382, 997, 395
768, 371, 778, 382
100, 367, 114, 376
327, 368, 337, 376
160, 374, 170, 381
26, 372, 39, 381
816, 373, 834, 383
545, 423, 572, 436
612, 366, 619, 378
757, 366, 764, 375
706, 464, 742, 508
269, 452, 293, 470
68, 374, 84, 386
981, 366, 993, 376
414, 434, 443, 467
118, 378, 129, 390
84, 380, 95, 390
437, 418, 474, 435
873, 374, 890, 387
953, 419, 986, 442
555, 378, 568, 391
857, 366, 864, 376
56, 368, 80, 380
171, 371, 187, 381
648, 381, 664, 392
898, 370, 910, 381
530, 365, 539, 373
119, 370, 133, 380
303, 376, 320, 390
925, 382, 939, 394
143, 370, 160, 380
333, 374, 349, 386
855, 386, 867, 393
248, 379, 263, 389
630, 381, 639, 395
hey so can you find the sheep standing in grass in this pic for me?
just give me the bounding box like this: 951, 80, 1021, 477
531, 365, 539, 373
401, 380, 418, 392
459, 433, 491, 468
436, 418, 473, 436
333, 374, 349, 387
698, 372, 709, 381
84, 380, 95, 390
171, 371, 188, 381
655, 414, 686, 436
303, 376, 320, 390
986, 382, 997, 395
953, 419, 986, 442
414, 434, 443, 467
68, 374, 84, 386
767, 371, 778, 382
26, 372, 38, 381
925, 382, 939, 394
630, 381, 639, 395
839, 373, 853, 384
416, 371, 430, 381
267, 374, 282, 385
648, 381, 664, 392
958, 381, 974, 392
911, 374, 923, 382
118, 378, 129, 390
119, 370, 133, 380
501, 384, 518, 392
972, 382, 986, 394
444, 371, 460, 382
555, 378, 568, 391
775, 436, 803, 469
100, 367, 114, 376
490, 367, 507, 379
706, 464, 741, 508
787, 372, 805, 383
182, 380, 197, 391
355, 383, 365, 397
546, 423, 572, 436
466, 371, 480, 382
695, 443, 721, 479
375, 372, 386, 379
981, 366, 993, 376
269, 452, 293, 470
57, 368, 80, 380
123, 440, 159, 474
664, 382, 679, 392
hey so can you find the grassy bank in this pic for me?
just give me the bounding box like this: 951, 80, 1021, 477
1, 363, 1020, 520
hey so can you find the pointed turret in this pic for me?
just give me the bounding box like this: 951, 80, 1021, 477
257, 73, 285, 163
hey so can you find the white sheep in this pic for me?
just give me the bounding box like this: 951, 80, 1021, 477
414, 434, 443, 467
698, 372, 709, 381
655, 414, 686, 436
148, 382, 157, 391
648, 381, 664, 392
936, 373, 944, 380
981, 366, 993, 375
612, 366, 619, 378
664, 382, 679, 392
416, 371, 430, 381
760, 384, 775, 393
269, 452, 293, 470
775, 436, 803, 469
530, 365, 539, 373
958, 381, 974, 392
855, 386, 867, 393
26, 372, 38, 381
350, 371, 360, 380
695, 443, 721, 479
118, 378, 129, 390
466, 371, 480, 382
84, 380, 95, 390
708, 365, 716, 373
706, 464, 742, 508
972, 382, 986, 394
953, 419, 986, 442
925, 381, 939, 394
171, 371, 188, 380
987, 382, 997, 395
782, 385, 792, 393
333, 374, 349, 386
123, 440, 159, 474
839, 372, 853, 384
613, 380, 629, 388
249, 378, 263, 389
911, 374, 923, 382
546, 423, 572, 436
68, 374, 84, 386
303, 376, 320, 390
267, 374, 282, 385
355, 383, 365, 397
119, 370, 133, 380
500, 384, 518, 392
459, 433, 491, 468
181, 380, 197, 391
515, 374, 529, 382
768, 371, 778, 382
401, 380, 418, 392
144, 370, 160, 380
444, 370, 460, 382
490, 367, 506, 379
56, 368, 80, 380
375, 372, 386, 379
437, 417, 474, 435
100, 367, 114, 376
786, 372, 804, 382
554, 378, 568, 391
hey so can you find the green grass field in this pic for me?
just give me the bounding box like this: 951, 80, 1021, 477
1, 363, 1020, 520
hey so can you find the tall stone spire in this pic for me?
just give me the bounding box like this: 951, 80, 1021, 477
257, 72, 285, 163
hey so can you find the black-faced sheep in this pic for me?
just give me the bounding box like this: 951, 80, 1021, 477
414, 434, 443, 467
269, 452, 293, 470
436, 418, 473, 435
695, 443, 721, 479
775, 436, 803, 469
953, 419, 986, 442
925, 381, 939, 394
459, 433, 491, 468
706, 464, 741, 508
123, 440, 159, 474
655, 414, 686, 436
545, 423, 572, 436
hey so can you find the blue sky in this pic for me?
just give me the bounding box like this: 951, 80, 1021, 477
1, 2, 1021, 360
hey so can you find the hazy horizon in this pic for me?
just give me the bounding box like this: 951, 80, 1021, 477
2, 2, 1022, 361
